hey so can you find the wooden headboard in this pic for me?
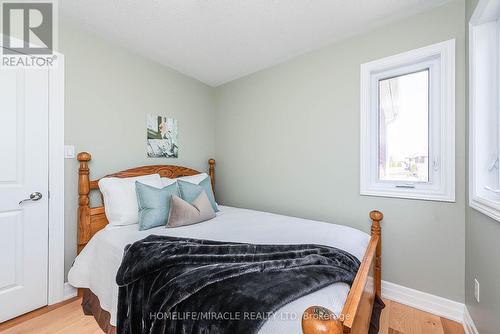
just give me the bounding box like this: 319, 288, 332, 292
76, 152, 216, 253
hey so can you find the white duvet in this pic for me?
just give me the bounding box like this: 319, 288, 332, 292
68, 206, 369, 334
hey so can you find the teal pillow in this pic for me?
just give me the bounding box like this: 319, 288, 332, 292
177, 178, 219, 212
135, 181, 179, 230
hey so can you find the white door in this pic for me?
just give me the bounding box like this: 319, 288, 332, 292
0, 63, 49, 322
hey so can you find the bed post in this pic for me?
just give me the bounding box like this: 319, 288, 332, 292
208, 158, 216, 196
370, 210, 383, 297
302, 306, 343, 334
77, 152, 92, 255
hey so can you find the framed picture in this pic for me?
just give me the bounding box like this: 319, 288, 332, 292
146, 114, 179, 158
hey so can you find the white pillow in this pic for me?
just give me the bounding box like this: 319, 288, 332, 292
161, 173, 209, 187
99, 174, 162, 226
161, 177, 177, 187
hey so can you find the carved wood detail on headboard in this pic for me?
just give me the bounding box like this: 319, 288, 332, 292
77, 152, 216, 253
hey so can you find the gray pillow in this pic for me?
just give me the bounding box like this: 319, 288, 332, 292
167, 191, 216, 228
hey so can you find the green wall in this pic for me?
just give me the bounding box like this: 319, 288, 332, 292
60, 21, 216, 277
214, 1, 466, 302
465, 0, 500, 332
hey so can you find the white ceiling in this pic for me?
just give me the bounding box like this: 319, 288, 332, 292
61, 0, 451, 87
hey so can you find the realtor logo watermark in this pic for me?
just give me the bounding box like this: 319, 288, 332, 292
1, 0, 58, 68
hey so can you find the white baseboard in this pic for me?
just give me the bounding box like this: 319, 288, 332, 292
381, 280, 464, 323
63, 282, 77, 300
463, 306, 479, 334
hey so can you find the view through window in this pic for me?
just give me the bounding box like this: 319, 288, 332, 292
378, 70, 429, 183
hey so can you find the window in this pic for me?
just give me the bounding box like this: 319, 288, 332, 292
469, 0, 500, 221
360, 40, 455, 202
378, 70, 429, 183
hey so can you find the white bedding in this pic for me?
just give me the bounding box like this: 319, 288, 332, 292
68, 206, 369, 334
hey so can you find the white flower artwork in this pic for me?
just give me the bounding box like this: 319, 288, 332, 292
146, 114, 179, 158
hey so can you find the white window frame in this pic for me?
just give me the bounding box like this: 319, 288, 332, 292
469, 0, 500, 221
360, 40, 455, 202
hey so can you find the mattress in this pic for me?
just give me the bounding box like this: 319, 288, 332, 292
68, 206, 370, 334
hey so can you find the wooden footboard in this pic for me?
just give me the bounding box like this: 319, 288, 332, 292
302, 211, 382, 334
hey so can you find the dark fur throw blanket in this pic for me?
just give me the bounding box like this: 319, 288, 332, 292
116, 235, 360, 334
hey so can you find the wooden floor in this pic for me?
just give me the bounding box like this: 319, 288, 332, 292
0, 298, 464, 334
379, 299, 464, 334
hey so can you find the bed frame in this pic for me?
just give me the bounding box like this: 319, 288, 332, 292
77, 151, 383, 334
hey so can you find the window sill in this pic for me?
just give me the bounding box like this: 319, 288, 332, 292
470, 196, 500, 222
360, 187, 455, 202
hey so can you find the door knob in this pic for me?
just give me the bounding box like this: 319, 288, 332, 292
19, 192, 43, 205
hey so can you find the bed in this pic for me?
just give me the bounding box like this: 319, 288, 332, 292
69, 152, 383, 334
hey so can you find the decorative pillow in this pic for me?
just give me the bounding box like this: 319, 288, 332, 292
98, 174, 162, 226
136, 181, 179, 231
167, 192, 216, 228
177, 178, 218, 212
